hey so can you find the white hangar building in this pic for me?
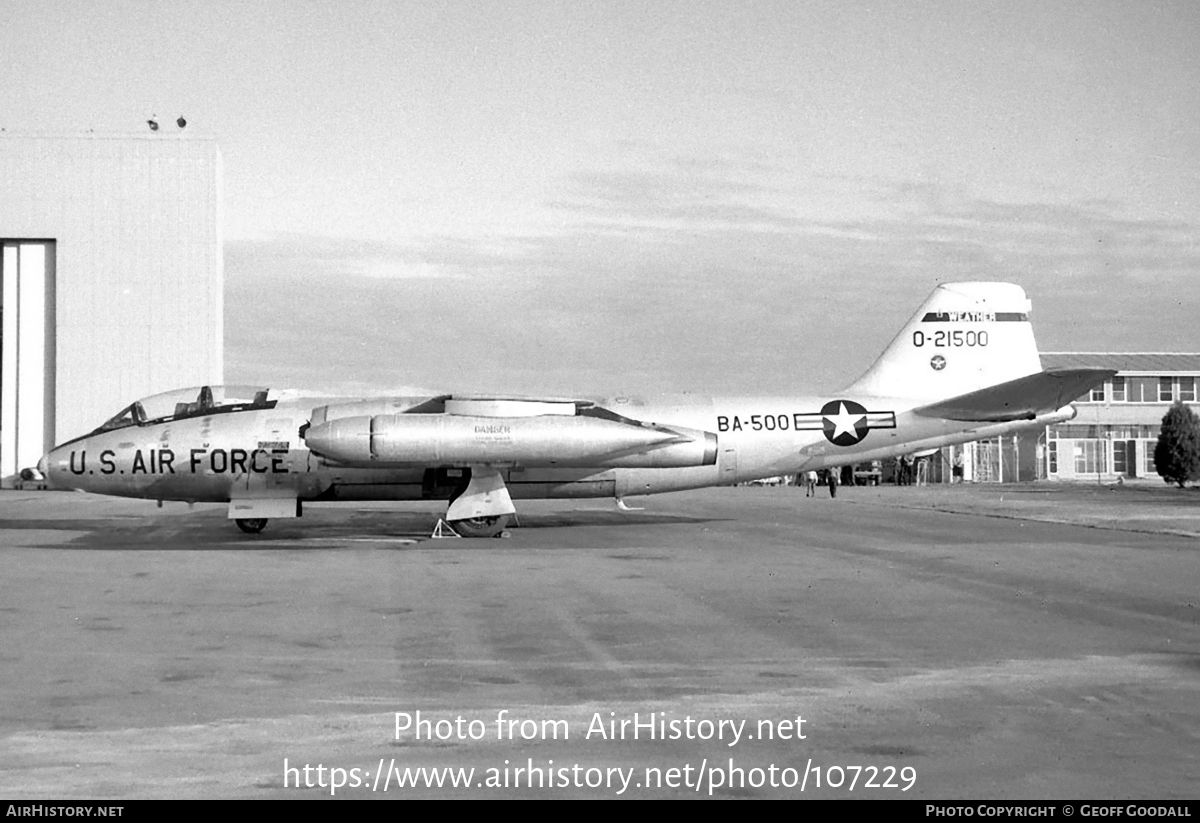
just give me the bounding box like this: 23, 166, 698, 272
0, 133, 223, 486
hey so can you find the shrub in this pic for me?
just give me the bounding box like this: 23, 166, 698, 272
1154, 402, 1200, 488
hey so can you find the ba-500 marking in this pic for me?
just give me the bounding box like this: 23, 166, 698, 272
42, 283, 1112, 537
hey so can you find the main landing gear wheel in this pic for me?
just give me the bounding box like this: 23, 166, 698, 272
448, 514, 511, 538
235, 518, 269, 534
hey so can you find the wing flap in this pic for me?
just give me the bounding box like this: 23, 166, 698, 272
912, 368, 1116, 422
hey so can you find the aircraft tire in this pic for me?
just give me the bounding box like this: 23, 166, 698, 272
235, 518, 269, 534
448, 514, 511, 538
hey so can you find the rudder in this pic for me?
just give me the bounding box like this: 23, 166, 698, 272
844, 282, 1042, 402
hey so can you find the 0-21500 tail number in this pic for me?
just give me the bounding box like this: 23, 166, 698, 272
912, 330, 987, 348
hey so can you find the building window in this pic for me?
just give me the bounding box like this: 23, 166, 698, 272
1090, 384, 1106, 402
1074, 440, 1107, 475
1113, 441, 1128, 475
1112, 377, 1125, 402
1053, 425, 1093, 439
1181, 377, 1196, 403
1159, 378, 1174, 402
1048, 441, 1057, 474
1128, 377, 1157, 402
1145, 446, 1156, 476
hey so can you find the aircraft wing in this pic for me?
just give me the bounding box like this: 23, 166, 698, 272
912, 368, 1116, 423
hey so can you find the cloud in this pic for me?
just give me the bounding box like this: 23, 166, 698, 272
866, 186, 1200, 285
225, 233, 549, 284
351, 259, 453, 280
224, 156, 1200, 396
547, 159, 812, 233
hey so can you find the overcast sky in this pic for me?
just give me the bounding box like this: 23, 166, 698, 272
5, 1, 1198, 395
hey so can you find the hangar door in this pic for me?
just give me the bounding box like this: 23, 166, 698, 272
1, 241, 56, 485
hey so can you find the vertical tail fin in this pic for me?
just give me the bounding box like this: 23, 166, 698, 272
844, 282, 1042, 401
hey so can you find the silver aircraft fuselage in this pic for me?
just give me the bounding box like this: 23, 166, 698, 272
38, 283, 1112, 536
44, 390, 1073, 504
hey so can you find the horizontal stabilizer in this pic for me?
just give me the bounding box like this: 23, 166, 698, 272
912, 368, 1115, 422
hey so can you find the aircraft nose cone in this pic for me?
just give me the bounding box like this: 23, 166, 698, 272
41, 446, 73, 490
41, 450, 58, 489
31, 454, 52, 489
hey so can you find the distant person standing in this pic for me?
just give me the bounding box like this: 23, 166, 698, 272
953, 451, 964, 483
827, 468, 839, 498
804, 470, 818, 497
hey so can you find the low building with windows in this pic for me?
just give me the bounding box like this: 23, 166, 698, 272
1038, 353, 1200, 482
918, 353, 1200, 484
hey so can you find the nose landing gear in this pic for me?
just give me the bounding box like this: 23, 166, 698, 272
445, 467, 516, 538
447, 514, 511, 538
235, 518, 269, 534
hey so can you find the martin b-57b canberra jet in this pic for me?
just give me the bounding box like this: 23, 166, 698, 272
42, 283, 1111, 537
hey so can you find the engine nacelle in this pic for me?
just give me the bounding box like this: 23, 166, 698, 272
304, 413, 717, 468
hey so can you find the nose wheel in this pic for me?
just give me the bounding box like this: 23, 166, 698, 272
235, 518, 269, 534
448, 515, 510, 538
445, 467, 516, 538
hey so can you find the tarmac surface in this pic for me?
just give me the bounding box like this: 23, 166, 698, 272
1, 483, 1198, 799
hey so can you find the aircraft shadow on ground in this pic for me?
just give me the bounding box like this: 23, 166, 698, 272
6, 509, 726, 550
510, 510, 724, 530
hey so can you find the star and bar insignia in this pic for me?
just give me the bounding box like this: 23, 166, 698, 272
795, 400, 897, 447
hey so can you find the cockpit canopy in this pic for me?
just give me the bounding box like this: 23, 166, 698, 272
92, 385, 277, 434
